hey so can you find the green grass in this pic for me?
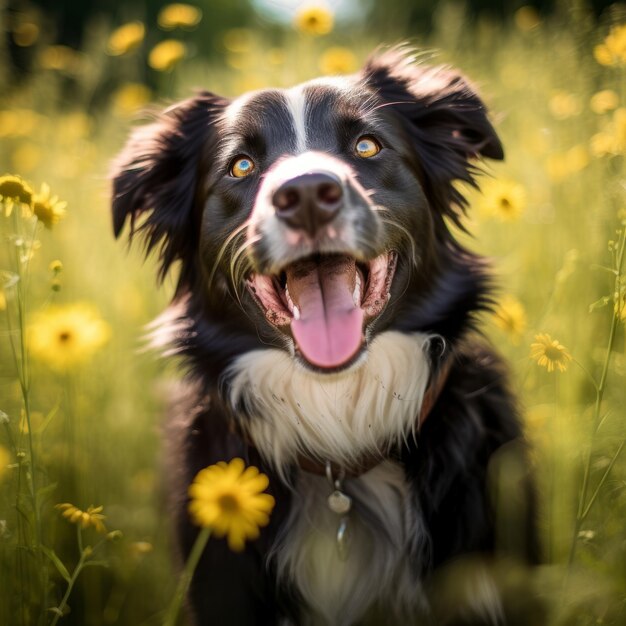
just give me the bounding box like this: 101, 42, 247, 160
1, 5, 625, 625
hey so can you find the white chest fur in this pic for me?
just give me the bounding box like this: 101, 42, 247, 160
227, 331, 435, 624
227, 331, 433, 476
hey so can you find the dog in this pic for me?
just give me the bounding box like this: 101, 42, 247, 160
111, 48, 539, 626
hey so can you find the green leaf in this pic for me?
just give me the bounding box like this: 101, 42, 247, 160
36, 482, 58, 502
41, 546, 71, 583
82, 560, 109, 569
590, 264, 618, 275
36, 401, 61, 435
589, 296, 610, 313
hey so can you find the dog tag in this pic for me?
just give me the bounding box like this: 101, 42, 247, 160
327, 489, 352, 515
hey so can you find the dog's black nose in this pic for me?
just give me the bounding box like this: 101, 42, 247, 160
272, 172, 343, 237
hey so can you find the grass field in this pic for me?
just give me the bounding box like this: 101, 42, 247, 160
1, 2, 626, 624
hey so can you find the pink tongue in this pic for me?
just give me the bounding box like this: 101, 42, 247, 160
287, 257, 364, 369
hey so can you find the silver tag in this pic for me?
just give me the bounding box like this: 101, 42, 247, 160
327, 489, 352, 515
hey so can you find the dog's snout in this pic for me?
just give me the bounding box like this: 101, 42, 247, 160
272, 172, 343, 237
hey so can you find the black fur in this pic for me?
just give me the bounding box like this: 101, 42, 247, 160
111, 49, 539, 625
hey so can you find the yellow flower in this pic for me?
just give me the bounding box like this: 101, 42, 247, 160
0, 174, 33, 206
294, 4, 334, 36
107, 21, 145, 56
530, 333, 572, 373
590, 131, 617, 157
548, 91, 582, 120
546, 145, 589, 180
493, 295, 527, 344
0, 109, 42, 138
158, 3, 202, 30
593, 23, 626, 67
0, 174, 34, 218
590, 89, 619, 114
112, 83, 152, 117
32, 183, 67, 229
13, 21, 40, 47
477, 179, 526, 221
0, 289, 6, 311
56, 503, 107, 533
29, 302, 111, 371
130, 541, 154, 558
223, 28, 254, 53
514, 6, 541, 32
319, 47, 357, 75
0, 445, 11, 481
148, 40, 186, 72
188, 458, 275, 552
38, 45, 82, 72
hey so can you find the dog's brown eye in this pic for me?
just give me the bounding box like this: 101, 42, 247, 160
230, 156, 255, 178
355, 136, 381, 158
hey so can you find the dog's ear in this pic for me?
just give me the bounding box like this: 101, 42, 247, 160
111, 92, 228, 283
362, 49, 503, 224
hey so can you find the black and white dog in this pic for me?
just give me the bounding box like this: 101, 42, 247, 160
111, 49, 539, 626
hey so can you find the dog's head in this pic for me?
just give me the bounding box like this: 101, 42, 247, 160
112, 49, 502, 375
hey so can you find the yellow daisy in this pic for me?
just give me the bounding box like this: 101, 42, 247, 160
188, 458, 275, 552
478, 179, 526, 221
590, 89, 619, 115
28, 302, 111, 371
107, 21, 145, 57
32, 182, 67, 229
294, 5, 334, 36
548, 91, 581, 120
56, 503, 107, 533
111, 83, 152, 118
593, 23, 626, 67
158, 4, 202, 30
493, 295, 527, 343
530, 333, 572, 373
0, 174, 34, 217
319, 47, 357, 75
148, 40, 186, 72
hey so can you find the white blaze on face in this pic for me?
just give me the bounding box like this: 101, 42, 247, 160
285, 85, 308, 154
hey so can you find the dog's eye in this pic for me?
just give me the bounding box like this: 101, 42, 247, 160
355, 136, 381, 158
230, 156, 255, 178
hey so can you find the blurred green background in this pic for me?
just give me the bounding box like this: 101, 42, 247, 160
1, 0, 626, 624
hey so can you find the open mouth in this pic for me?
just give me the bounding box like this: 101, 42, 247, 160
246, 251, 397, 370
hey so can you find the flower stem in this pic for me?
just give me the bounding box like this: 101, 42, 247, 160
10, 209, 47, 618
50, 528, 88, 626
163, 527, 211, 626
568, 225, 626, 568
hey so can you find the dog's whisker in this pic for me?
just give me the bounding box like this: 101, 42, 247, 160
207, 221, 250, 288
229, 235, 262, 309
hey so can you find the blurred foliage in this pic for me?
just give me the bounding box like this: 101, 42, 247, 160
0, 0, 626, 625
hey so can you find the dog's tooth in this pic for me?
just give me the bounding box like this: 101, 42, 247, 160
293, 305, 300, 320
285, 286, 294, 312
353, 273, 361, 307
